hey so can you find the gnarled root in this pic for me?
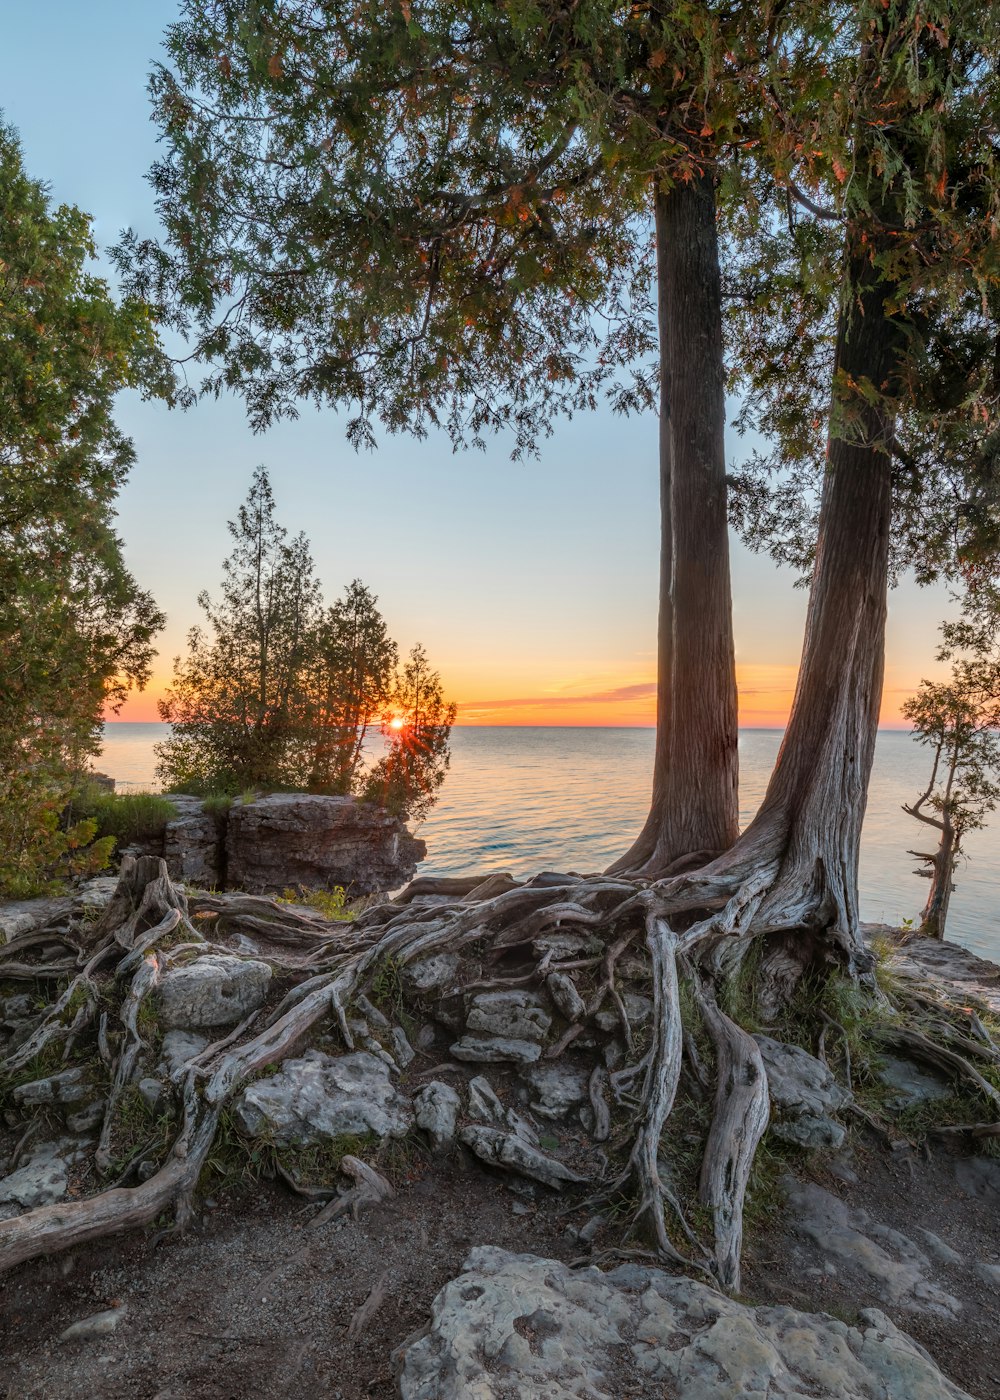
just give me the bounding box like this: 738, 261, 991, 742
6, 845, 996, 1296
690, 979, 769, 1294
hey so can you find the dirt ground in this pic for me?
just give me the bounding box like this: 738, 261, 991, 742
743, 1133, 1000, 1400
3, 1130, 1000, 1399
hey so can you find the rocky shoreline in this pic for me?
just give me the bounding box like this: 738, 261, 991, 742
1, 872, 999, 1397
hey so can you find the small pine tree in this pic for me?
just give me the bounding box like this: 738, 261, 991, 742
155, 467, 321, 793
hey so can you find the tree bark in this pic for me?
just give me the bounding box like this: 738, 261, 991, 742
610, 173, 739, 875
919, 825, 956, 938
705, 231, 902, 995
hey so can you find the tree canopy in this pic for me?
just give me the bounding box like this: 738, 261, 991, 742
155, 467, 454, 816
0, 123, 168, 894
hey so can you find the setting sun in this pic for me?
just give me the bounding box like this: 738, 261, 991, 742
389, 716, 406, 730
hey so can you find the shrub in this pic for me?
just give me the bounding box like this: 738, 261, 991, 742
72, 787, 179, 848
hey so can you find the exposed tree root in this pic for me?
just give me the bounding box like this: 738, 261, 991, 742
3, 852, 1000, 1298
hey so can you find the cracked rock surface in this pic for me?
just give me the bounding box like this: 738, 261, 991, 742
395, 1246, 973, 1399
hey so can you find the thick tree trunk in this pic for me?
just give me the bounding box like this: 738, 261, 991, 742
611, 174, 739, 875
700, 235, 901, 997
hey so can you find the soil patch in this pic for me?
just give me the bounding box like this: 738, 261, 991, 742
743, 1131, 1000, 1400
0, 1162, 578, 1400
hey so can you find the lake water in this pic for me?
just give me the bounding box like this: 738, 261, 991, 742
99, 724, 1000, 962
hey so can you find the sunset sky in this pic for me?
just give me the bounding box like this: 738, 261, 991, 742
3, 3, 954, 728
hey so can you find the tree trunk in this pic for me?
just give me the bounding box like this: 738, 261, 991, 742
610, 173, 739, 875
701, 232, 902, 999
919, 825, 957, 938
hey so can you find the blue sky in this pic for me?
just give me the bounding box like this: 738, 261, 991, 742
1, 2, 949, 723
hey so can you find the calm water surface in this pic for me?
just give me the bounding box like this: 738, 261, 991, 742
99, 724, 1000, 962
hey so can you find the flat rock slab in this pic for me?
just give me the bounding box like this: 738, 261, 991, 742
233, 1049, 413, 1146
521, 1063, 590, 1119
451, 1036, 542, 1065
0, 896, 73, 943
783, 1178, 962, 1317
395, 1247, 972, 1399
156, 954, 272, 1030
466, 991, 552, 1043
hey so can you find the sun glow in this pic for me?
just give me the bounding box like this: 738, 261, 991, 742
389, 715, 406, 731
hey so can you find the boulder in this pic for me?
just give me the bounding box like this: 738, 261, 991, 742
0, 1152, 69, 1218
784, 1178, 961, 1317
595, 993, 652, 1034
163, 796, 222, 889
754, 1035, 850, 1149
12, 1068, 90, 1107
157, 1028, 209, 1080
395, 1247, 974, 1399
877, 1054, 952, 1111
413, 1081, 461, 1151
232, 1049, 414, 1146
156, 954, 272, 1030
458, 1127, 588, 1190
225, 793, 425, 896
521, 1063, 590, 1120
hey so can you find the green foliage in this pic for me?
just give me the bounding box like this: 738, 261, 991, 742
278, 885, 355, 922
71, 787, 179, 849
362, 644, 457, 822
369, 953, 410, 1027
103, 1083, 176, 1177
304, 580, 397, 795
155, 469, 454, 817
726, 2, 1000, 588
155, 465, 321, 795
902, 605, 1000, 934
0, 122, 169, 897
199, 793, 234, 820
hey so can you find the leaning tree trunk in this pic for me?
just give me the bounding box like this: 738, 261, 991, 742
919, 825, 957, 938
659, 230, 904, 1012
610, 172, 739, 877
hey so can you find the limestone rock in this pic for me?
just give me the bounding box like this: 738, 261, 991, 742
451, 1036, 542, 1065
595, 993, 652, 1034
156, 954, 272, 1030
467, 1076, 506, 1123
12, 1068, 89, 1107
521, 1063, 590, 1120
163, 796, 223, 889
546, 972, 586, 1022
59, 1307, 127, 1343
0, 896, 72, 944
226, 793, 425, 896
772, 1114, 846, 1150
395, 1247, 974, 1399
157, 1028, 209, 1080
754, 1035, 849, 1148
232, 1049, 413, 1146
458, 1126, 587, 1189
0, 1153, 69, 1217
784, 1178, 961, 1316
402, 952, 460, 997
413, 1081, 461, 1151
466, 991, 552, 1043
878, 1054, 952, 1111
